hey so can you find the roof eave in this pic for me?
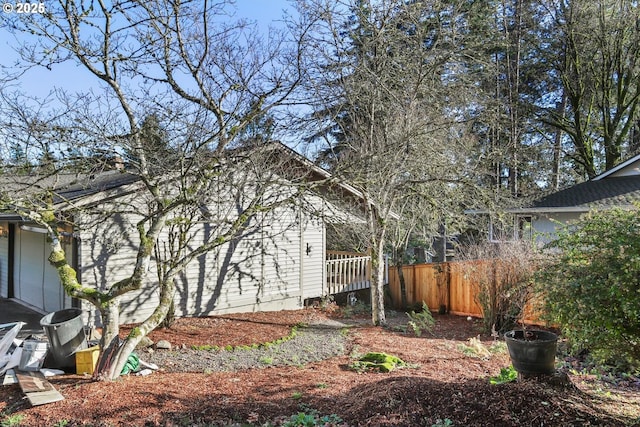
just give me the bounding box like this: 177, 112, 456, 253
593, 153, 640, 180
466, 205, 629, 215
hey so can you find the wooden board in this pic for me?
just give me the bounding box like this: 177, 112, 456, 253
2, 369, 18, 385
15, 370, 64, 406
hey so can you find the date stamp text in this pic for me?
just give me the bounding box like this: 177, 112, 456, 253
3, 2, 46, 14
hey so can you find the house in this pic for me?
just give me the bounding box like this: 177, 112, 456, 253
0, 144, 370, 325
490, 154, 640, 243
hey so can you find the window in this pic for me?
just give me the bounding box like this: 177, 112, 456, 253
489, 215, 534, 242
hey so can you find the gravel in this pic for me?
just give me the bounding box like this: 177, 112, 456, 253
140, 321, 348, 373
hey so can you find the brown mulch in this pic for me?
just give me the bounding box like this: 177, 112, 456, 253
1, 308, 639, 426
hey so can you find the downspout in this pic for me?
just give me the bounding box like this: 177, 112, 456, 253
7, 223, 15, 299
72, 232, 82, 310
298, 202, 304, 305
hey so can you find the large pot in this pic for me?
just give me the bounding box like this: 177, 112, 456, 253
504, 330, 558, 375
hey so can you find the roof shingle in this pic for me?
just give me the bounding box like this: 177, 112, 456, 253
532, 176, 640, 209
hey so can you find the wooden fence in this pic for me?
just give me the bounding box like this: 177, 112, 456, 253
388, 260, 544, 323
326, 250, 371, 295
388, 261, 483, 317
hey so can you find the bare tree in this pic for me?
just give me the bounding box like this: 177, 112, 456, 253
298, 0, 489, 325
1, 0, 312, 379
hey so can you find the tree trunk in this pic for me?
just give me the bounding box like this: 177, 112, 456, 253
397, 261, 407, 310
94, 300, 122, 379
370, 232, 387, 326
105, 275, 177, 380
551, 93, 568, 191
392, 245, 407, 309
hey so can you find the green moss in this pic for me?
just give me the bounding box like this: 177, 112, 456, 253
191, 345, 220, 351
48, 250, 66, 265
350, 352, 407, 373
189, 324, 301, 352
137, 224, 155, 257
41, 209, 55, 224
128, 327, 142, 339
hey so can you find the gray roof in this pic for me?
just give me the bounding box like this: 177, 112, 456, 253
529, 176, 640, 212
53, 171, 139, 203
0, 171, 140, 218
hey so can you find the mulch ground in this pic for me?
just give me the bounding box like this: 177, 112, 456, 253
1, 307, 639, 426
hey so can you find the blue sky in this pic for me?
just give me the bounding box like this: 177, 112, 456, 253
0, 1, 294, 99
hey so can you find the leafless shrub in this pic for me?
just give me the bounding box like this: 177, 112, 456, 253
457, 240, 539, 333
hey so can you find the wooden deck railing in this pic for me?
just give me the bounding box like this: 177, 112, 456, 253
326, 250, 371, 295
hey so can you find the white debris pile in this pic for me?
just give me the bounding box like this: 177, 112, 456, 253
0, 322, 26, 377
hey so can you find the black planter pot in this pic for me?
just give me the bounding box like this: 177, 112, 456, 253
504, 330, 558, 375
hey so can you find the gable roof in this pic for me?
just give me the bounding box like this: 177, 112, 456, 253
53, 171, 140, 204
593, 153, 640, 180
523, 176, 640, 213
0, 170, 140, 212
0, 142, 382, 220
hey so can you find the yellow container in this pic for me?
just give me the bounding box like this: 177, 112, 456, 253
75, 345, 100, 375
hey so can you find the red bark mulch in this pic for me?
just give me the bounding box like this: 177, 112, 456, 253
1, 308, 639, 426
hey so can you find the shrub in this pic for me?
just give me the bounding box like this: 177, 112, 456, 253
406, 302, 435, 336
538, 208, 640, 370
458, 240, 538, 333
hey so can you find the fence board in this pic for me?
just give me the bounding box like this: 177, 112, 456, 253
448, 262, 482, 316
388, 260, 546, 323
388, 261, 481, 317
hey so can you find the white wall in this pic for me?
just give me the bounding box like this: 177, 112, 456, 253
533, 212, 583, 244
0, 223, 8, 298
77, 189, 328, 325
301, 213, 325, 300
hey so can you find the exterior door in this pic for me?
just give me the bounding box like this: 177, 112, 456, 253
14, 227, 71, 312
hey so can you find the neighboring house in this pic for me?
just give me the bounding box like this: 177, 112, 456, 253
489, 154, 640, 243
0, 145, 370, 325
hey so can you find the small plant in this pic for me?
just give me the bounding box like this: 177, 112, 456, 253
291, 391, 304, 400
54, 421, 69, 427
340, 301, 370, 318
432, 419, 454, 427
1, 414, 25, 427
489, 365, 518, 385
406, 302, 435, 337
282, 406, 343, 427
259, 356, 274, 365
457, 336, 492, 359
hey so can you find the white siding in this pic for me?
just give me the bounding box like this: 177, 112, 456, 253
0, 223, 8, 298
77, 188, 328, 324
261, 208, 300, 297
78, 208, 160, 325
301, 214, 325, 299
532, 212, 583, 244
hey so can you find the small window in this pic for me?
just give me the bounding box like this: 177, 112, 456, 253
517, 215, 533, 241
489, 215, 533, 242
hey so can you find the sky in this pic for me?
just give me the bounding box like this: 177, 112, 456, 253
0, 1, 295, 99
